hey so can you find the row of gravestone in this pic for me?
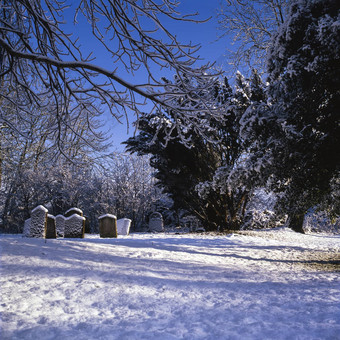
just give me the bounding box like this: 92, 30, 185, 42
23, 205, 131, 238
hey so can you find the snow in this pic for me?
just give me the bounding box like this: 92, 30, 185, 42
98, 214, 117, 220
65, 208, 83, 215
31, 205, 48, 214
1, 229, 339, 340
65, 214, 86, 222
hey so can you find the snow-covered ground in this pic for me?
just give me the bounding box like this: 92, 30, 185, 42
1, 229, 339, 340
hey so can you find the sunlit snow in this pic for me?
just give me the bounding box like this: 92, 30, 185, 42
1, 229, 339, 339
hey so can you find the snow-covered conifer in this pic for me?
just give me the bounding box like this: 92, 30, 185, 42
241, 0, 340, 232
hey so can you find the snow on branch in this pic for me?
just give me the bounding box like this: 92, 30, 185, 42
0, 0, 221, 144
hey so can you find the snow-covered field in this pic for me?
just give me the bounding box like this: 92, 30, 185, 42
1, 229, 339, 340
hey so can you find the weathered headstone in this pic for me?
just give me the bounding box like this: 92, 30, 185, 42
55, 215, 65, 238
65, 208, 86, 236
182, 215, 200, 233
23, 218, 31, 237
117, 218, 131, 236
99, 214, 117, 238
65, 207, 83, 217
29, 205, 48, 238
149, 212, 164, 232
46, 214, 57, 239
64, 214, 85, 238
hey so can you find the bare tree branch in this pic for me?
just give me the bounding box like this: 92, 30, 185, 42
217, 0, 290, 74
0, 0, 222, 144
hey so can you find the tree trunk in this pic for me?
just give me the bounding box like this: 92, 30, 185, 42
226, 194, 241, 231
229, 216, 241, 231
287, 213, 305, 234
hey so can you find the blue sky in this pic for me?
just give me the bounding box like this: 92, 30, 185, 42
110, 1, 228, 151
66, 1, 230, 152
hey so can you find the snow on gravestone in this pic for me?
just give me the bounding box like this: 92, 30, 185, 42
28, 205, 48, 238
65, 207, 83, 217
149, 212, 164, 232
65, 208, 85, 235
99, 214, 117, 238
55, 215, 65, 238
117, 218, 131, 236
64, 214, 85, 238
45, 214, 56, 239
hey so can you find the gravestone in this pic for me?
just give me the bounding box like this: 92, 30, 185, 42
65, 208, 85, 236
23, 218, 31, 237
29, 205, 48, 238
99, 214, 117, 238
117, 218, 131, 236
64, 214, 85, 238
65, 207, 83, 217
55, 215, 65, 238
46, 214, 57, 239
149, 212, 164, 232
182, 215, 200, 233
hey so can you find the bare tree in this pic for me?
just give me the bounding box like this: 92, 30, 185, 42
0, 0, 221, 143
0, 93, 108, 228
217, 0, 289, 73
103, 153, 158, 230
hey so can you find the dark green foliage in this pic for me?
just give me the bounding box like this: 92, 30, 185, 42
124, 113, 221, 230
125, 76, 261, 231
243, 0, 340, 232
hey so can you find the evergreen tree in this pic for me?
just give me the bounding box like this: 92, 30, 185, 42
124, 109, 224, 231
125, 74, 263, 231
198, 71, 269, 230
242, 0, 340, 232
